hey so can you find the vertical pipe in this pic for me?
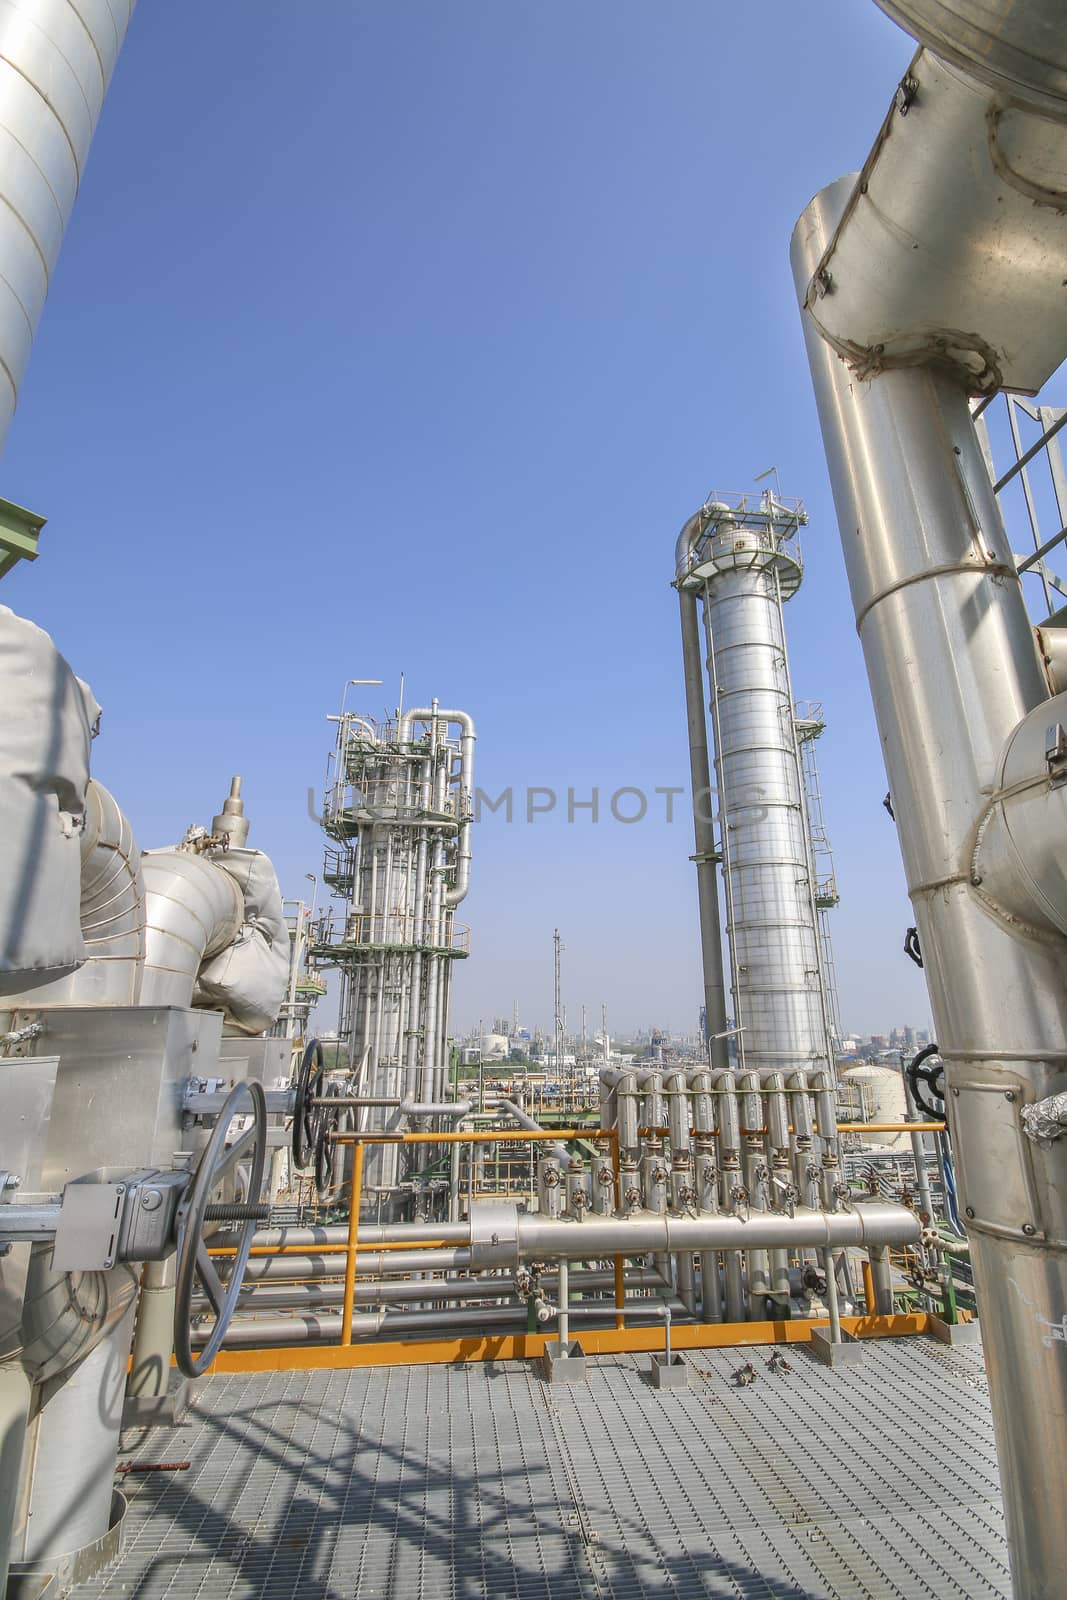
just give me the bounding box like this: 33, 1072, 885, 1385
20, 1300, 136, 1563
821, 1246, 843, 1346
0, 1364, 32, 1585
868, 1245, 894, 1317
557, 1257, 569, 1347
126, 1254, 177, 1403
340, 1142, 365, 1345
794, 174, 1067, 1600
678, 586, 730, 1067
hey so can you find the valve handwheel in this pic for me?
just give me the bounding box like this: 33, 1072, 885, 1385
174, 1078, 267, 1378
292, 1038, 326, 1170
314, 1082, 346, 1197
907, 1042, 946, 1122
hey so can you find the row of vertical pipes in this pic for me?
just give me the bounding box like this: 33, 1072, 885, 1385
597, 1064, 849, 1321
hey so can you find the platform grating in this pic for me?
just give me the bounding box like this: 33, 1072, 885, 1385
76, 1337, 1009, 1600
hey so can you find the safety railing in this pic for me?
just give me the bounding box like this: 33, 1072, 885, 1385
313, 908, 471, 954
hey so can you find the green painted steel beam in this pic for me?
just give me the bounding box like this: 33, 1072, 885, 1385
0, 497, 46, 580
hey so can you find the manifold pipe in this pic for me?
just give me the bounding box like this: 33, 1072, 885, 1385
675, 563, 730, 1070
793, 172, 1067, 1600
139, 848, 243, 1006
0, 1, 137, 452
512, 1202, 919, 1263
495, 1097, 572, 1168
398, 708, 475, 908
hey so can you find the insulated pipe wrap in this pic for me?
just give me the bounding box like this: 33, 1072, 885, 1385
0, 0, 137, 449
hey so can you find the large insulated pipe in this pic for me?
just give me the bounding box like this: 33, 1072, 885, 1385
676, 503, 831, 1080
2, 778, 146, 1007
139, 848, 243, 1006
0, 1, 137, 450
675, 532, 729, 1069
793, 171, 1067, 1600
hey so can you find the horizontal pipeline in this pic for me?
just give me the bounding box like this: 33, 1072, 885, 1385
509, 1202, 920, 1263
217, 1300, 687, 1351
243, 1249, 471, 1282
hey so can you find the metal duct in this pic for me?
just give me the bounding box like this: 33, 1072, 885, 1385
139, 848, 243, 1008
799, 49, 1067, 395
792, 167, 1067, 1600
0, 1244, 138, 1384
0, 0, 137, 451
873, 0, 1067, 115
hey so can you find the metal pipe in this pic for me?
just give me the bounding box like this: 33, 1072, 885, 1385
218, 1297, 690, 1351
399, 1099, 472, 1119
127, 1254, 177, 1404
251, 1222, 471, 1249
677, 580, 730, 1068
17, 1299, 136, 1565
212, 1265, 668, 1312
514, 1201, 919, 1263
868, 1246, 894, 1317
557, 1258, 569, 1345
242, 1248, 472, 1283
495, 1097, 572, 1167
793, 168, 1067, 1600
398, 708, 475, 908
139, 847, 243, 1006
820, 1247, 842, 1346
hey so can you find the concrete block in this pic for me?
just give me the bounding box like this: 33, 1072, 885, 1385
122, 1376, 193, 1430
810, 1327, 865, 1368
540, 1339, 587, 1384
929, 1314, 981, 1347
650, 1353, 690, 1389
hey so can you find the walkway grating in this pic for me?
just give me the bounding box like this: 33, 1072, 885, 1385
76, 1337, 1009, 1600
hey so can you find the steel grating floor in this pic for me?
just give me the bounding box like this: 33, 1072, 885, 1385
78, 1337, 1009, 1600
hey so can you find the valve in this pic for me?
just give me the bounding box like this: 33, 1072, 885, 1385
291, 1038, 327, 1170
173, 1079, 268, 1378
906, 1042, 946, 1121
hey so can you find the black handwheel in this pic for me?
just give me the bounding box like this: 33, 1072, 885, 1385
292, 1038, 326, 1170
174, 1079, 267, 1378
907, 1043, 946, 1121
314, 1082, 344, 1197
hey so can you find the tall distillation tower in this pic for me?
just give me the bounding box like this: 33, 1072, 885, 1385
674, 490, 839, 1079
312, 700, 475, 1215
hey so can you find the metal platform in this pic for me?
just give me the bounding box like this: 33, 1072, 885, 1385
79, 1336, 1008, 1600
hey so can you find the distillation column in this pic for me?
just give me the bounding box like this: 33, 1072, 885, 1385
675, 497, 833, 1081
313, 702, 474, 1216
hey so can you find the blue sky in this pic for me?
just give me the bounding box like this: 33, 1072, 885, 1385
2, 0, 939, 1038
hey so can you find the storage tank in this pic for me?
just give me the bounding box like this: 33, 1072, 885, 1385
840, 1062, 908, 1149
